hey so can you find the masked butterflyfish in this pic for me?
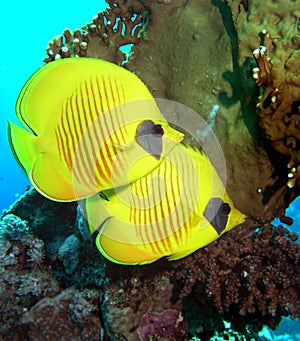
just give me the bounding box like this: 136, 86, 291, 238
8, 58, 183, 201
82, 143, 245, 265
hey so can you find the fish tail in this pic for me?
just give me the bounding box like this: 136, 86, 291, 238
7, 121, 37, 177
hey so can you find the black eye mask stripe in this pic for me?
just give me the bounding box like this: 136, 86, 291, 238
136, 120, 164, 160
203, 197, 231, 234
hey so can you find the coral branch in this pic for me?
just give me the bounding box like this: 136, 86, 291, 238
43, 1, 148, 65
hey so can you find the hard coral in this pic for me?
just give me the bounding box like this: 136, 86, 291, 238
252, 30, 300, 189
0, 213, 31, 245
169, 223, 300, 336
0, 213, 61, 339
224, 0, 300, 195
0, 214, 45, 270
43, 1, 148, 65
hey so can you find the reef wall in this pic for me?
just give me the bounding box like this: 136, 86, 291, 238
1, 0, 300, 340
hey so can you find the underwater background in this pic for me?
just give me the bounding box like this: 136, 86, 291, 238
0, 0, 299, 340
0, 0, 106, 210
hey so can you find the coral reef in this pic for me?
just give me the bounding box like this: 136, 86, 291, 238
0, 213, 61, 338
58, 234, 80, 274
170, 224, 299, 335
1, 190, 299, 340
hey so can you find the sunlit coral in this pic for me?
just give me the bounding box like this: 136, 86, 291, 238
43, 2, 149, 65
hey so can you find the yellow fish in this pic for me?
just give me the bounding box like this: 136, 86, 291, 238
82, 144, 245, 265
8, 58, 183, 201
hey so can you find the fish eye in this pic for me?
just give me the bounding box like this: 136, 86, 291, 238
221, 203, 231, 215
151, 124, 164, 136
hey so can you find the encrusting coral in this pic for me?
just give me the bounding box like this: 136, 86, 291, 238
223, 0, 300, 210
252, 29, 300, 189
2, 0, 300, 340
22, 288, 102, 340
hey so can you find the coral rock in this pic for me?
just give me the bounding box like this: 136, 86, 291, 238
22, 288, 102, 341
137, 309, 187, 341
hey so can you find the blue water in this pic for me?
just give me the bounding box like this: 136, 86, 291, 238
0, 0, 107, 210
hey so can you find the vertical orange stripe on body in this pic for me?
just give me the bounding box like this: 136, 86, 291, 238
136, 177, 146, 246
164, 160, 180, 247
78, 84, 97, 182
71, 87, 95, 187
84, 79, 115, 187
148, 170, 166, 255
55, 129, 63, 162
179, 152, 191, 246
136, 175, 158, 256
101, 76, 127, 178
156, 164, 172, 252
71, 88, 94, 188
95, 76, 121, 182
56, 114, 72, 170
114, 79, 128, 144
132, 180, 148, 248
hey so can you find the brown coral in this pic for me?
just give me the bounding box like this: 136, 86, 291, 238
22, 289, 102, 341
224, 0, 300, 193
169, 223, 300, 334
43, 3, 148, 65
252, 30, 300, 189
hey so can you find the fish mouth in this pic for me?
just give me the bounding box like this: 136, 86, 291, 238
160, 125, 184, 158
134, 120, 184, 160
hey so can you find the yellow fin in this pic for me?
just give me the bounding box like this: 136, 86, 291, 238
30, 153, 78, 201
167, 248, 196, 261
95, 218, 159, 265
84, 194, 113, 234
8, 121, 82, 201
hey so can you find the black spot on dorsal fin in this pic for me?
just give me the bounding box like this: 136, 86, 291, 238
203, 197, 231, 235
136, 120, 164, 160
